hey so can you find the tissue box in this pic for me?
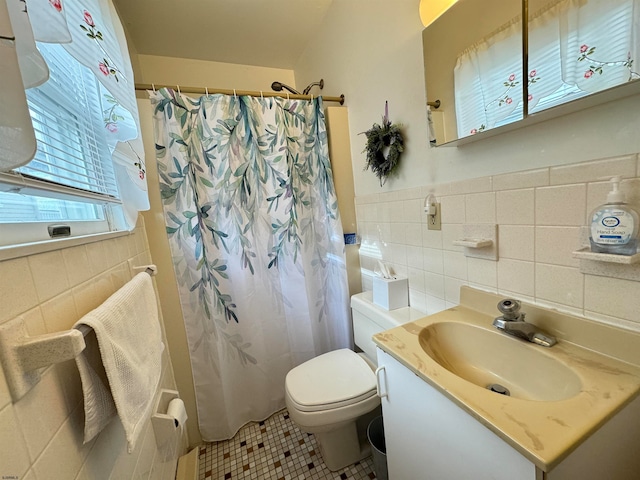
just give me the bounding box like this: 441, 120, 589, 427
372, 276, 408, 310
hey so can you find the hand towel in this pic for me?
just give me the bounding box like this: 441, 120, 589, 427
74, 272, 164, 452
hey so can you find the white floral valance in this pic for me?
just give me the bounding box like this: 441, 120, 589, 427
0, 0, 148, 228
454, 18, 523, 137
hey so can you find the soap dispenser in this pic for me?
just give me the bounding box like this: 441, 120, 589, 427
589, 176, 639, 255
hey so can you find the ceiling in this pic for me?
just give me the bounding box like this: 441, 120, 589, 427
112, 0, 334, 70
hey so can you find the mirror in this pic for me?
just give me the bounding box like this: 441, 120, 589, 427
423, 0, 523, 145
423, 0, 640, 147
527, 0, 640, 113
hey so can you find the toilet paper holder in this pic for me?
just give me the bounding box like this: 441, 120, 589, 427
152, 388, 187, 448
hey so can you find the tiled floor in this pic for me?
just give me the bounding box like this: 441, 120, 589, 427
199, 409, 377, 480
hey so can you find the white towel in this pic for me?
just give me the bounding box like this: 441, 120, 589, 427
74, 272, 164, 452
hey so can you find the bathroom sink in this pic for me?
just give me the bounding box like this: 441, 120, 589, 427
374, 287, 640, 472
418, 322, 582, 401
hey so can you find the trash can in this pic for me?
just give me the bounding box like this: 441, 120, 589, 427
367, 415, 388, 480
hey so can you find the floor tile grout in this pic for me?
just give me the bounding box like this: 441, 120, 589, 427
198, 409, 377, 480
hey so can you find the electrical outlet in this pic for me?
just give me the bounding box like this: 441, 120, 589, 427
427, 203, 441, 230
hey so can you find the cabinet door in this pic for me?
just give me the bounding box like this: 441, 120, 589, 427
377, 348, 536, 480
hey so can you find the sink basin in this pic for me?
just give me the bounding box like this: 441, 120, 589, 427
419, 322, 582, 401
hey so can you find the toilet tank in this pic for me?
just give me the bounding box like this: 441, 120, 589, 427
351, 291, 424, 365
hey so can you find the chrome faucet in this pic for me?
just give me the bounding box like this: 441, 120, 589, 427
492, 299, 557, 347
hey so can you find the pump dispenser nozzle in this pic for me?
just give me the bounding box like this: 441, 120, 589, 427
606, 176, 625, 204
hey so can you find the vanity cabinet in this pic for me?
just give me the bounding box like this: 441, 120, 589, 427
377, 348, 537, 480
376, 347, 640, 480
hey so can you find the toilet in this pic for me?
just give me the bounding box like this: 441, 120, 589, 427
284, 291, 422, 471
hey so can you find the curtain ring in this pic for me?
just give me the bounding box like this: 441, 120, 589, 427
286, 92, 290, 100
151, 83, 156, 93
205, 87, 209, 95
177, 85, 181, 94
310, 94, 313, 102
260, 91, 264, 99
233, 89, 237, 99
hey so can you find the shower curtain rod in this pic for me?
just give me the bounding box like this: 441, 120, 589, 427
135, 83, 345, 105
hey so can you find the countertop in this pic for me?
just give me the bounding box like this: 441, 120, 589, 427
372, 287, 640, 472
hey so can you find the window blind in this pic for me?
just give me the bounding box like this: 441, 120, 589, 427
24, 42, 119, 196
0, 41, 120, 225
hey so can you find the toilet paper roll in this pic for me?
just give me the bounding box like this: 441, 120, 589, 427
167, 398, 188, 428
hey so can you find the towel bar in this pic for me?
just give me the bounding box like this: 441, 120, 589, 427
0, 264, 158, 402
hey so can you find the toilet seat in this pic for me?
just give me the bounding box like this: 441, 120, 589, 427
286, 349, 377, 413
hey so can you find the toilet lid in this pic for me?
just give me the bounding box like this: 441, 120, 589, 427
286, 349, 377, 412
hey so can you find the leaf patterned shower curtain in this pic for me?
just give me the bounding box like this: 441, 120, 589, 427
150, 89, 352, 441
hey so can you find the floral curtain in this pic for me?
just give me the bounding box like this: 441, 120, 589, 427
454, 18, 523, 137
151, 89, 352, 441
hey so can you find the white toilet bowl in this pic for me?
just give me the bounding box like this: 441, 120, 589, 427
284, 292, 422, 471
285, 348, 380, 471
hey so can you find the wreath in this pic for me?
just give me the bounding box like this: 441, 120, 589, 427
362, 117, 404, 186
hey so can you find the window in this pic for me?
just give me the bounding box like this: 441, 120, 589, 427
0, 0, 147, 248
0, 43, 123, 245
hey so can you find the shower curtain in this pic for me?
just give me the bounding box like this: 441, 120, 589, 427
150, 88, 351, 441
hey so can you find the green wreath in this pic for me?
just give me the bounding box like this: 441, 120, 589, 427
362, 119, 404, 186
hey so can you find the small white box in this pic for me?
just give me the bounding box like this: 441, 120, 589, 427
372, 276, 408, 310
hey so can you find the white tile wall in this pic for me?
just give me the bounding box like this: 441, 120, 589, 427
492, 168, 549, 191
535, 226, 581, 267
496, 189, 535, 225
0, 258, 39, 324
536, 184, 587, 226
465, 192, 496, 224
499, 225, 535, 261
357, 154, 640, 329
467, 257, 497, 289
0, 217, 187, 480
